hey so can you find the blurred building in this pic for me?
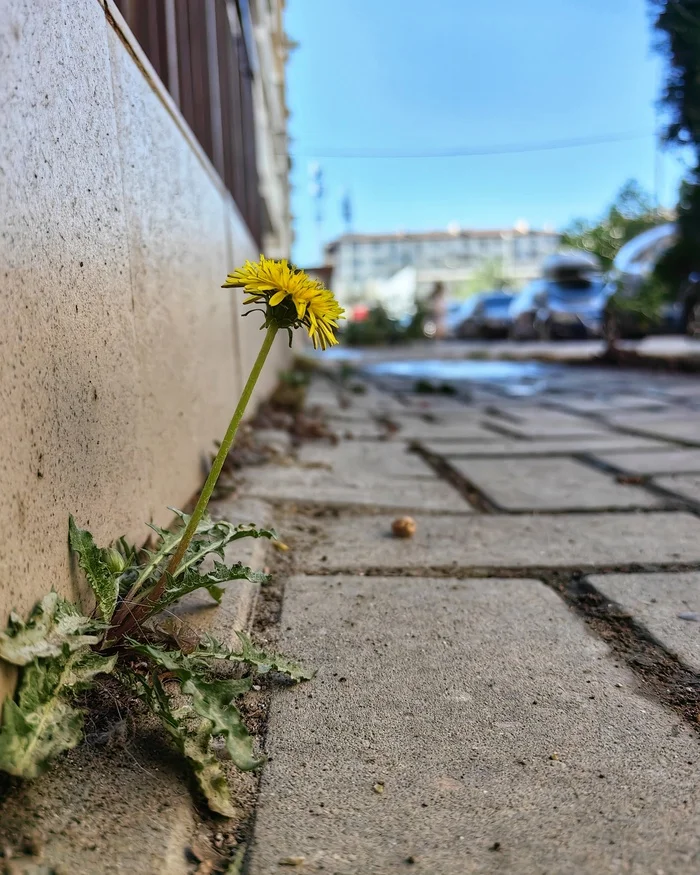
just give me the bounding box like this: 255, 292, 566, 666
325, 224, 561, 312
114, 0, 292, 256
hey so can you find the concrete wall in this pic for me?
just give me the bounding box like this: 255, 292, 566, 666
0, 0, 290, 695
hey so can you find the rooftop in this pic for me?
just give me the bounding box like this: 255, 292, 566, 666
326, 226, 559, 249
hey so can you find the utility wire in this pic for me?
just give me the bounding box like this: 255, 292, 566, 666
293, 130, 653, 159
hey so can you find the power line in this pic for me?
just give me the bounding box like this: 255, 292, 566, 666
293, 130, 653, 159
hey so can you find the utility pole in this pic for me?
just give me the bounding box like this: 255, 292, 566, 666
308, 162, 324, 263
341, 189, 353, 234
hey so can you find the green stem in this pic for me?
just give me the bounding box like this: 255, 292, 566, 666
110, 323, 278, 640
165, 323, 279, 577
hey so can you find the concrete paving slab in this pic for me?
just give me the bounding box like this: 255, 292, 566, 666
391, 419, 503, 441
488, 418, 616, 439
242, 465, 472, 512
591, 448, 700, 476
250, 576, 700, 874
655, 473, 700, 504
556, 395, 672, 414
327, 418, 388, 439
303, 512, 700, 570
426, 436, 674, 457
589, 572, 700, 672
450, 457, 661, 511
337, 389, 406, 415
305, 382, 340, 411
298, 441, 435, 479
607, 417, 700, 446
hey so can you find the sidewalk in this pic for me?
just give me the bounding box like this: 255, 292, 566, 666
244, 372, 700, 874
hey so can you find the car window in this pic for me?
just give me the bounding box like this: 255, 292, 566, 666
628, 236, 674, 270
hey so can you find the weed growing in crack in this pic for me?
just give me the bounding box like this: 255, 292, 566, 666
0, 258, 342, 815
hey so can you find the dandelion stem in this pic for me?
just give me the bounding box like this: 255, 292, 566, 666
166, 322, 279, 576
111, 323, 278, 639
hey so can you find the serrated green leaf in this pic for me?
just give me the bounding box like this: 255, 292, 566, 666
194, 631, 313, 682
0, 593, 103, 666
234, 631, 314, 682
0, 647, 117, 778
122, 512, 276, 610
182, 719, 236, 817
68, 517, 120, 622
149, 562, 269, 617
121, 667, 236, 817
128, 642, 263, 771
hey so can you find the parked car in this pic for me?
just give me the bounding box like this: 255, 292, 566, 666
509, 252, 605, 340
602, 223, 700, 339
455, 291, 514, 339
443, 300, 474, 338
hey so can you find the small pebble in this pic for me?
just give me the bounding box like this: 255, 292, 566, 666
279, 856, 305, 867
391, 516, 417, 538
373, 782, 385, 794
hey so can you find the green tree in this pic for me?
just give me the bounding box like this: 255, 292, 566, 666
561, 179, 663, 270
650, 0, 700, 286
454, 258, 509, 299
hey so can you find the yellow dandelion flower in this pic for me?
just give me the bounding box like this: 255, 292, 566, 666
223, 256, 344, 350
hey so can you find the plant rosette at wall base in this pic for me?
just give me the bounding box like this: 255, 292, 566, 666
0, 258, 343, 816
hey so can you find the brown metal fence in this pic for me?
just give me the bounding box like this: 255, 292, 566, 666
114, 0, 262, 245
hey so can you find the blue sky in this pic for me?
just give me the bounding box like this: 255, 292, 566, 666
285, 0, 690, 267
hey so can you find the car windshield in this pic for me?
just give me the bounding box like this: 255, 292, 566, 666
548, 276, 604, 296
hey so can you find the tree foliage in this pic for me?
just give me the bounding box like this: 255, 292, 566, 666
561, 179, 663, 269
650, 0, 700, 285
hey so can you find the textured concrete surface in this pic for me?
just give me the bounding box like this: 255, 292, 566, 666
250, 576, 700, 874
591, 449, 700, 476
450, 457, 661, 511
303, 512, 700, 570
427, 436, 673, 457
589, 573, 700, 672
242, 465, 471, 512
655, 474, 700, 504
298, 441, 435, 479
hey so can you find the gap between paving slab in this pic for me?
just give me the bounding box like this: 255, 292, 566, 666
589, 572, 700, 674
249, 575, 700, 874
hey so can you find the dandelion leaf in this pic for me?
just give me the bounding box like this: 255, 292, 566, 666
0, 646, 117, 778
0, 593, 102, 666
68, 516, 120, 622
129, 642, 263, 772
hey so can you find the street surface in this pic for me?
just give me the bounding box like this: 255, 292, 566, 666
324, 334, 700, 367
242, 356, 700, 873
